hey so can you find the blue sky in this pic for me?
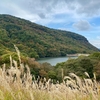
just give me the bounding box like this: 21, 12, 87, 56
0, 0, 100, 48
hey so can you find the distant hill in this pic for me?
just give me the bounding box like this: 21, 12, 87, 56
0, 14, 99, 58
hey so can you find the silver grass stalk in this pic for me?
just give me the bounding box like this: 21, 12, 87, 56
69, 73, 82, 92
14, 44, 21, 64
93, 72, 96, 80
84, 72, 90, 78
26, 64, 30, 75
2, 64, 6, 78
69, 73, 82, 86
10, 55, 12, 67
20, 63, 24, 75
63, 76, 72, 80
13, 60, 18, 69
61, 68, 64, 80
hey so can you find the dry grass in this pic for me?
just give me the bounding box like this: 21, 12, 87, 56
0, 47, 100, 100
0, 62, 100, 100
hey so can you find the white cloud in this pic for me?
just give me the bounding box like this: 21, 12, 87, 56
76, 0, 100, 16
0, 0, 100, 24
73, 20, 91, 31
89, 40, 100, 48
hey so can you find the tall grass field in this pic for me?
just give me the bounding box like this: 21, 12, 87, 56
0, 46, 100, 100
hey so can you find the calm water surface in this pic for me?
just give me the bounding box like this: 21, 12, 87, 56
37, 56, 77, 66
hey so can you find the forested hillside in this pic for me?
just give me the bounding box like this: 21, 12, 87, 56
0, 14, 99, 58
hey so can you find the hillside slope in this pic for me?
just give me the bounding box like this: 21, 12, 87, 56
0, 14, 99, 58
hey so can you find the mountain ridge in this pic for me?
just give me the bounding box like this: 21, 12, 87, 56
0, 14, 99, 58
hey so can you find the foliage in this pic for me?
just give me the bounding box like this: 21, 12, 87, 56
0, 14, 99, 58
54, 54, 100, 81
89, 52, 100, 59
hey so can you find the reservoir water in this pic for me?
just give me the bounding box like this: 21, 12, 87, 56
37, 56, 77, 66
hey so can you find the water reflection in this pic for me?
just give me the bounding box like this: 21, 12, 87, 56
37, 56, 77, 66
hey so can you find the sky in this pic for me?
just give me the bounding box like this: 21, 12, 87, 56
0, 0, 100, 48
